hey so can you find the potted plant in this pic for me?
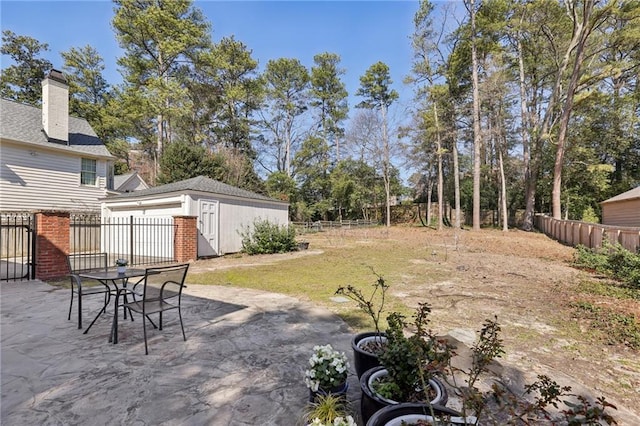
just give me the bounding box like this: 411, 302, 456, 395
365, 403, 476, 426
115, 258, 128, 274
303, 393, 357, 426
335, 271, 389, 378
305, 344, 350, 403
360, 304, 451, 424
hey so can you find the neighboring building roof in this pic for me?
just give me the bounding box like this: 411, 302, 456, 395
601, 186, 640, 204
114, 171, 149, 192
0, 98, 113, 158
104, 175, 287, 204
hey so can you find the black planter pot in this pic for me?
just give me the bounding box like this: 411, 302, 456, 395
360, 366, 448, 425
366, 402, 476, 426
352, 331, 387, 379
308, 381, 349, 403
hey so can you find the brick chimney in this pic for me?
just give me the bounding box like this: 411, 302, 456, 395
41, 69, 69, 143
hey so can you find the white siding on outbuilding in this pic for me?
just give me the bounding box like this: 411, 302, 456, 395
101, 177, 289, 258
0, 141, 109, 211
187, 194, 289, 255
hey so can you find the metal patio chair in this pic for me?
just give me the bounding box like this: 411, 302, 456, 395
66, 253, 111, 329
117, 263, 190, 354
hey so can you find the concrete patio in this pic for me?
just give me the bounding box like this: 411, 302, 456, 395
1, 280, 361, 425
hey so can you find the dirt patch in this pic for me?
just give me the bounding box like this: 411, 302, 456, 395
189, 226, 640, 423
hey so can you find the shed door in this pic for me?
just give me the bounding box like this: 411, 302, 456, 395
198, 200, 219, 257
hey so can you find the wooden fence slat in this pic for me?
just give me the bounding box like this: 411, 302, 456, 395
535, 214, 640, 252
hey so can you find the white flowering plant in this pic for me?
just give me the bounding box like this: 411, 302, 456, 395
304, 344, 349, 392
306, 415, 357, 426
115, 258, 128, 267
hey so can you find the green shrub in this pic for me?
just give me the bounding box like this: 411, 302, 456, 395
581, 206, 600, 223
240, 219, 298, 255
573, 241, 640, 288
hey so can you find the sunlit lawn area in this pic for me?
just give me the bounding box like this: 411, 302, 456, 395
189, 226, 454, 330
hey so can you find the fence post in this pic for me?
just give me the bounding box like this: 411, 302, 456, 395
174, 216, 198, 262
129, 215, 135, 263
34, 210, 70, 280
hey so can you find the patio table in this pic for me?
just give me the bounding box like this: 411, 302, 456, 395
78, 268, 147, 336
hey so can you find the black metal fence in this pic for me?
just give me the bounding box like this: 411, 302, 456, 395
71, 214, 176, 267
1, 212, 35, 281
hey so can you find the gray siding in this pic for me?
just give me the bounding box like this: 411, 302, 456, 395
0, 141, 110, 211
602, 199, 640, 227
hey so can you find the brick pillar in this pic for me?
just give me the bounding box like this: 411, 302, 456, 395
35, 210, 70, 280
174, 215, 197, 262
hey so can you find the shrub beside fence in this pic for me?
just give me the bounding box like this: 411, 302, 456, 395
535, 214, 640, 253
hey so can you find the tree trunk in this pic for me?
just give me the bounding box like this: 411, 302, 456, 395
382, 103, 391, 228
517, 31, 535, 231
552, 1, 595, 219
521, 4, 580, 227
451, 107, 461, 229
434, 103, 444, 231
427, 184, 433, 227
498, 143, 508, 232
469, 0, 482, 231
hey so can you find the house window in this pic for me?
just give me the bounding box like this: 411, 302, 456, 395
81, 158, 97, 186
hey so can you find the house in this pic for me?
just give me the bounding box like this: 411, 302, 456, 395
114, 171, 149, 193
600, 186, 640, 227
0, 69, 115, 212
101, 175, 289, 257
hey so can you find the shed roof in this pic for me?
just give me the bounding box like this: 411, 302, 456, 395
103, 175, 287, 204
0, 98, 113, 158
601, 186, 640, 204
113, 171, 148, 192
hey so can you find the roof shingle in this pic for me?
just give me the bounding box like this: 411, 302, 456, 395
0, 98, 113, 158
601, 186, 640, 204
105, 176, 286, 204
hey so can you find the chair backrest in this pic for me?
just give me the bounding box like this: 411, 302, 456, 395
67, 253, 108, 274
142, 264, 190, 301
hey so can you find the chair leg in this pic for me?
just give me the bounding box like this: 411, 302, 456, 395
77, 293, 83, 330
143, 312, 149, 355
178, 308, 186, 342
159, 312, 163, 330
68, 289, 74, 321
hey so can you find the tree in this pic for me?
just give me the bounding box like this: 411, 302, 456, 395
158, 141, 224, 184
186, 36, 263, 153
112, 0, 211, 180
310, 52, 349, 163
551, 0, 617, 219
407, 0, 449, 230
464, 0, 483, 230
292, 134, 332, 220
356, 61, 399, 227
260, 57, 310, 177
62, 46, 112, 140
0, 30, 52, 106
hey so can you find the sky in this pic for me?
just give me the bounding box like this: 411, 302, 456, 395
1, 0, 464, 179
0, 0, 435, 110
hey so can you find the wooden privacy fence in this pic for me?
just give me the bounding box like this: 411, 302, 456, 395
535, 214, 640, 253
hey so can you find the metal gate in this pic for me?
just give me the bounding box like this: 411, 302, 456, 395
0, 212, 35, 281
71, 213, 175, 267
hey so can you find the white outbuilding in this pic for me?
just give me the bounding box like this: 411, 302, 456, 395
101, 175, 289, 257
